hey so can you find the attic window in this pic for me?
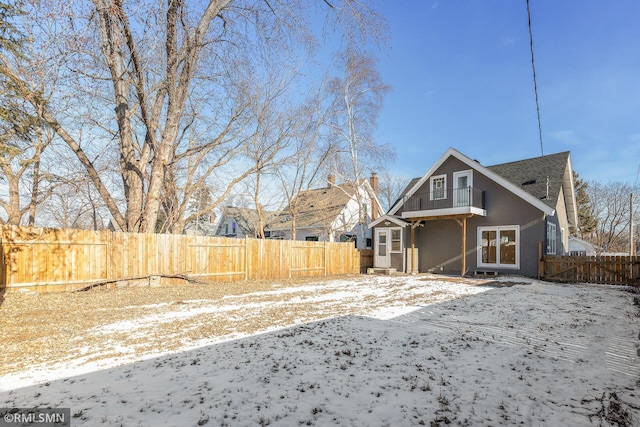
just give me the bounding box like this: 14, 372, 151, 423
521, 179, 537, 186
430, 174, 446, 201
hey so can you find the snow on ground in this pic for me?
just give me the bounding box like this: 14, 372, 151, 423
1, 276, 640, 426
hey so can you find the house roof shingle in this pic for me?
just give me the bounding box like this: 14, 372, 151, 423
221, 206, 276, 236
390, 148, 576, 226
270, 182, 360, 231
486, 151, 571, 209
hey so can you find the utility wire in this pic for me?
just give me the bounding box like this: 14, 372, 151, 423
526, 0, 544, 157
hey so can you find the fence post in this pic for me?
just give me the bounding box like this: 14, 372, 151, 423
289, 240, 293, 279
245, 237, 249, 281
537, 241, 543, 279
324, 241, 328, 276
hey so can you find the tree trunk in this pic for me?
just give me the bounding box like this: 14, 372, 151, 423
0, 165, 21, 224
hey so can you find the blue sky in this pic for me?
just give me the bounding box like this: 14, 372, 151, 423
372, 1, 640, 184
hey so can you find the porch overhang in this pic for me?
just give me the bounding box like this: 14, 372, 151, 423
401, 206, 486, 221
403, 209, 482, 278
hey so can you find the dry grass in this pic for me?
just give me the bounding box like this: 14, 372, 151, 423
1, 277, 341, 373
3, 274, 468, 375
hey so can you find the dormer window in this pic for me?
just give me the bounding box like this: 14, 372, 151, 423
430, 174, 446, 200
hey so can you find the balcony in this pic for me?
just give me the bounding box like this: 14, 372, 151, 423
402, 187, 486, 219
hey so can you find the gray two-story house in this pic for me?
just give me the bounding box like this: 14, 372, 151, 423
369, 147, 578, 278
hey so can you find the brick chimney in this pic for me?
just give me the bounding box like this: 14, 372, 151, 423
327, 174, 336, 188
370, 172, 379, 219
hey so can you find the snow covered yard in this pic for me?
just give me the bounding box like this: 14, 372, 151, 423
1, 275, 639, 426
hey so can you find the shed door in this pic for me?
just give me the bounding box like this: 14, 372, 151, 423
375, 229, 391, 268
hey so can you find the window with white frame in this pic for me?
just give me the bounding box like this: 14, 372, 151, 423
391, 228, 402, 252
430, 174, 446, 200
477, 226, 520, 268
547, 223, 557, 254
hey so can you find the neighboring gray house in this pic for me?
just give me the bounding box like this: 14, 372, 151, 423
369, 147, 578, 277
183, 212, 222, 236
215, 206, 276, 238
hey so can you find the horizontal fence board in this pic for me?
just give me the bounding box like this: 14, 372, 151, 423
0, 225, 370, 293
542, 255, 640, 285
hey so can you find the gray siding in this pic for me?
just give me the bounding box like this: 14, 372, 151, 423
398, 157, 549, 278
390, 252, 403, 271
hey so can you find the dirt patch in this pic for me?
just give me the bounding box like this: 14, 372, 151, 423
0, 275, 487, 376
0, 277, 326, 374
482, 280, 530, 288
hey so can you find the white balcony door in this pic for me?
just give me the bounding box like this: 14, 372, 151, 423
375, 229, 391, 268
453, 170, 472, 207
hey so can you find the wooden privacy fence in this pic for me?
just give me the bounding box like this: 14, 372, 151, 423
358, 249, 373, 273
541, 255, 640, 285
0, 225, 366, 294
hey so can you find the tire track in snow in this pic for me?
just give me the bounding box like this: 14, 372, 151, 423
391, 298, 640, 377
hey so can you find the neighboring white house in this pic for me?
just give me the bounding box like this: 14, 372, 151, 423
265, 174, 383, 249
568, 236, 597, 256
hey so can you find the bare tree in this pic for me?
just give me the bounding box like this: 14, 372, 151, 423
377, 171, 410, 213
233, 59, 304, 238
0, 0, 386, 233
325, 47, 393, 243
0, 1, 58, 225
275, 86, 333, 241
587, 180, 638, 253
0, 120, 58, 225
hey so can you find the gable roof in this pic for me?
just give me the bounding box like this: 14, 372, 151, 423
369, 214, 409, 228
389, 147, 577, 223
268, 179, 383, 231
487, 151, 576, 224
220, 206, 276, 236
388, 177, 420, 213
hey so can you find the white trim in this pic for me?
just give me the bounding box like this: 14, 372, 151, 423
390, 228, 402, 253
402, 206, 486, 219
389, 147, 555, 217
360, 179, 385, 221
547, 222, 557, 255
369, 215, 409, 228
564, 153, 579, 227
429, 174, 447, 201
453, 169, 473, 207
374, 228, 391, 268
477, 225, 520, 269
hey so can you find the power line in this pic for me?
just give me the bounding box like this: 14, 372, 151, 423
526, 0, 544, 157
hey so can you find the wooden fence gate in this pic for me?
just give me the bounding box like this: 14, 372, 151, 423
540, 255, 640, 285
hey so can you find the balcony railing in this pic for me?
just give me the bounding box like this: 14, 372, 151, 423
404, 187, 485, 212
